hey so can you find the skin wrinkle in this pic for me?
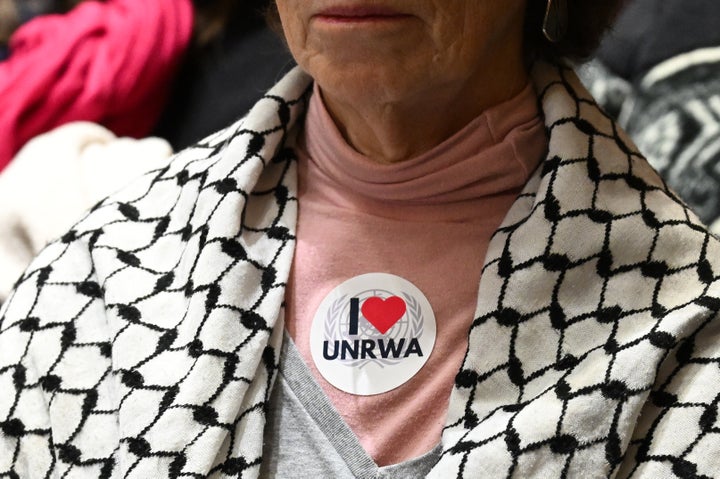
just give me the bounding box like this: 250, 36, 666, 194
276, 0, 528, 164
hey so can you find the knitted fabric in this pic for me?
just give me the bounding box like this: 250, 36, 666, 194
0, 122, 174, 303
581, 47, 720, 230
1, 64, 719, 478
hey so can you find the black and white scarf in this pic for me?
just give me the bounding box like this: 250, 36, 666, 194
581, 47, 720, 228
1, 63, 719, 478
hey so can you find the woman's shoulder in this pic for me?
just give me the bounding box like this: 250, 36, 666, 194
1, 67, 312, 318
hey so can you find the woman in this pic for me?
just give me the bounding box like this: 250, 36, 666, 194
1, 1, 718, 478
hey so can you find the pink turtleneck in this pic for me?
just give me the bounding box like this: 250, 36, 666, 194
285, 83, 547, 466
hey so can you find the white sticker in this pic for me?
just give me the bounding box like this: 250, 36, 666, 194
310, 273, 436, 396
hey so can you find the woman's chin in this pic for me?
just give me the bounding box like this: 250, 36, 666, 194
314, 67, 413, 107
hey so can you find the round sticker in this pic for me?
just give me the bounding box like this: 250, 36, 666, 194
310, 273, 436, 395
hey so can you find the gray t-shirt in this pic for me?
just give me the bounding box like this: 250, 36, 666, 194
260, 333, 442, 478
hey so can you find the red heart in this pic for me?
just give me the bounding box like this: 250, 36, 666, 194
361, 296, 407, 334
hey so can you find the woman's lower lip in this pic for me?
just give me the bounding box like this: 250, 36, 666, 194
313, 14, 413, 24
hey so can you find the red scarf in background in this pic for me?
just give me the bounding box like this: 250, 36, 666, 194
0, 0, 194, 172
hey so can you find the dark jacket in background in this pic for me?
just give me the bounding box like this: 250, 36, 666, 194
154, 3, 294, 150
581, 0, 720, 230
597, 0, 720, 82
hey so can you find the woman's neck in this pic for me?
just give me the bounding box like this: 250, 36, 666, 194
319, 61, 529, 164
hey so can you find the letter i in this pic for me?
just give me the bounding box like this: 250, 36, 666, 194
349, 298, 359, 335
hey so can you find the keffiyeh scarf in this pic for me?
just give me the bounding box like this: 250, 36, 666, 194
1, 63, 719, 478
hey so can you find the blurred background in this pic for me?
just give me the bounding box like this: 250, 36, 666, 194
580, 0, 720, 231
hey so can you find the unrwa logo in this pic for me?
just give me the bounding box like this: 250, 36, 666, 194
310, 273, 436, 395
322, 290, 424, 366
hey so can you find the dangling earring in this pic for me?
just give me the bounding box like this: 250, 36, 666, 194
542, 0, 568, 43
